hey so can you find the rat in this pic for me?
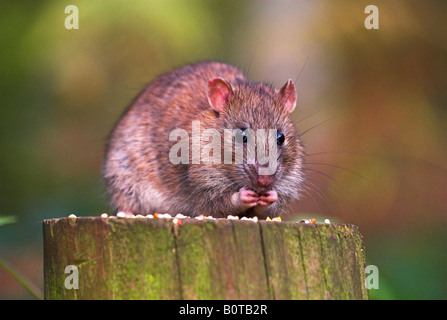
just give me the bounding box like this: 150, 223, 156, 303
103, 61, 305, 219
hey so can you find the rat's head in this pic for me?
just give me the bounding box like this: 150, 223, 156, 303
207, 77, 305, 196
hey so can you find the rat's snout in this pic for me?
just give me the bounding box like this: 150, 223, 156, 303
257, 174, 274, 187
250, 162, 276, 188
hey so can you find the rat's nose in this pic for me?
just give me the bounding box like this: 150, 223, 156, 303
252, 161, 275, 187
257, 174, 274, 187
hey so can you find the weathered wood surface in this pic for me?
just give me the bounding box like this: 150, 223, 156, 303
43, 217, 368, 300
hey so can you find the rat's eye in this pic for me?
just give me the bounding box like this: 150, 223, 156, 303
235, 128, 248, 143
277, 131, 285, 146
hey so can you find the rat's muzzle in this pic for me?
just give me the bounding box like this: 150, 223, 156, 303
256, 174, 274, 188
249, 161, 277, 190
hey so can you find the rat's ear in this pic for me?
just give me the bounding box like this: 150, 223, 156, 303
207, 77, 233, 113
279, 79, 297, 113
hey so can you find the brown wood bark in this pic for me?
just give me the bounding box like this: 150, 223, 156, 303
43, 217, 368, 300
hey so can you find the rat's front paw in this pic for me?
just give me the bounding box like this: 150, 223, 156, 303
232, 187, 259, 209
232, 187, 278, 210
257, 190, 278, 206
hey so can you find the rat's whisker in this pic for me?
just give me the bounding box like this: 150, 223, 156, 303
299, 150, 354, 158
294, 55, 310, 85
301, 180, 334, 214
302, 167, 337, 183
300, 184, 324, 214
293, 110, 322, 127
303, 161, 368, 181
300, 114, 346, 137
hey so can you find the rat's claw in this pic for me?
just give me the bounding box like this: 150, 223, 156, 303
258, 190, 278, 206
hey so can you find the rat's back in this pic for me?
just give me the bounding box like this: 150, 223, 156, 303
103, 62, 246, 214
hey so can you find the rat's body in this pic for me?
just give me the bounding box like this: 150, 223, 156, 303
103, 61, 304, 218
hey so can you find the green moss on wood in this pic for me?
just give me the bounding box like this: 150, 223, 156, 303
43, 217, 368, 300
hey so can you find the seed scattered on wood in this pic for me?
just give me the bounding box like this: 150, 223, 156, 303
98, 212, 326, 224
116, 212, 126, 218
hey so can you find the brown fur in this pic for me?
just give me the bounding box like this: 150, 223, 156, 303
103, 61, 304, 218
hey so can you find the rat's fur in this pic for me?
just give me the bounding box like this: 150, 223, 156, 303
103, 61, 304, 218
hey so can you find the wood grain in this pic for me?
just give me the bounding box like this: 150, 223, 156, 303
43, 217, 368, 300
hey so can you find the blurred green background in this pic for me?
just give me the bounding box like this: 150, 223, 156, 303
1, 0, 446, 299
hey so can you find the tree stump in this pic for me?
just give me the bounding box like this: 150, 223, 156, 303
42, 217, 368, 299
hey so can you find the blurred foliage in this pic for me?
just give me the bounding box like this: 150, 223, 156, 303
0, 216, 17, 227
1, 0, 446, 299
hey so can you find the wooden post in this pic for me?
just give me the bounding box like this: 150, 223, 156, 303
43, 217, 369, 300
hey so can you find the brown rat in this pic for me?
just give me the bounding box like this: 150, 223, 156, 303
103, 61, 305, 218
